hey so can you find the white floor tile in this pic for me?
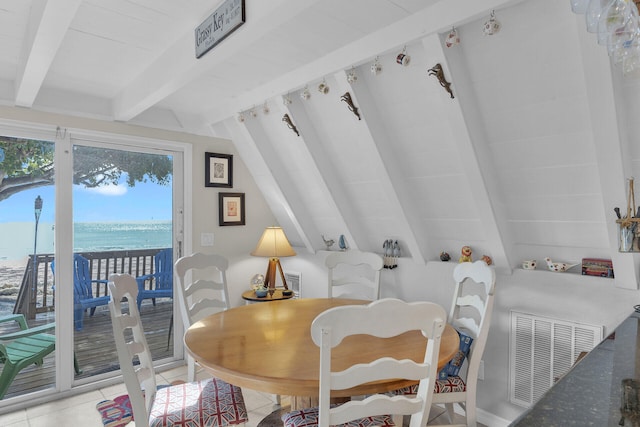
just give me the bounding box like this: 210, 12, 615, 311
0, 408, 27, 426
25, 389, 103, 419
98, 382, 129, 400
28, 400, 103, 427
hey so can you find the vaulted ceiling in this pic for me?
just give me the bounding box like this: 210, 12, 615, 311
3, 0, 640, 288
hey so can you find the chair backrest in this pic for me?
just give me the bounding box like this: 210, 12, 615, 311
449, 260, 496, 381
325, 251, 383, 300
108, 273, 156, 427
51, 254, 96, 302
74, 254, 95, 300
153, 248, 173, 290
311, 298, 446, 427
174, 252, 231, 327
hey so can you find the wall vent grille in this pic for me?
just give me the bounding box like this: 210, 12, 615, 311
284, 271, 301, 298
509, 311, 603, 408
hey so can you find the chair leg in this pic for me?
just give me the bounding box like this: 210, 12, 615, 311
74, 353, 83, 375
74, 308, 83, 330
0, 362, 19, 400
166, 314, 173, 350
444, 403, 455, 423
187, 354, 196, 382
464, 397, 476, 427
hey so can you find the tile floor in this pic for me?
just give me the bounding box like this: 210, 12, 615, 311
0, 365, 482, 426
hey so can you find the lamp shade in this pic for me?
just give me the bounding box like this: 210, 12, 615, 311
251, 227, 296, 258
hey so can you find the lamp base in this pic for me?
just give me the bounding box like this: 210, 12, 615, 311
264, 257, 289, 290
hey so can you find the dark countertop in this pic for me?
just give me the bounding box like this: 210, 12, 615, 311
511, 312, 640, 426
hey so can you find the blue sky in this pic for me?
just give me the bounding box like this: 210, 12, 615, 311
0, 178, 172, 223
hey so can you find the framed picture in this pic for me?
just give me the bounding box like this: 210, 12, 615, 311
219, 192, 245, 226
205, 152, 233, 187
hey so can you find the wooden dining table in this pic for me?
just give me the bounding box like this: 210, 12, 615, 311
184, 298, 459, 407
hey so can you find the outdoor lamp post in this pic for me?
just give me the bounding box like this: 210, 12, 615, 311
30, 196, 43, 318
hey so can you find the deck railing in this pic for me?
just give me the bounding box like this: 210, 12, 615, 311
14, 248, 170, 319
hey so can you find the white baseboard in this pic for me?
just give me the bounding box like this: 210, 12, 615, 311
477, 408, 512, 427
438, 403, 513, 427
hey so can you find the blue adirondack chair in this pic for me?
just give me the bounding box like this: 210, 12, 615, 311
51, 254, 110, 330
135, 248, 173, 310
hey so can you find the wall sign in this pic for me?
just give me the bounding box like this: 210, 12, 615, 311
195, 0, 245, 59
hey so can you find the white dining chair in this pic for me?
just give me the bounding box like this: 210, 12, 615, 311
432, 260, 496, 427
281, 298, 446, 427
174, 252, 231, 382
325, 250, 383, 300
108, 273, 248, 427
394, 260, 496, 427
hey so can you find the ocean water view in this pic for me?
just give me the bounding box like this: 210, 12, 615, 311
0, 221, 172, 261
74, 221, 172, 253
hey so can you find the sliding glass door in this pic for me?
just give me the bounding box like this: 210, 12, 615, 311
0, 125, 187, 403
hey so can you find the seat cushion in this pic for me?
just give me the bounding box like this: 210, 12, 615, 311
434, 375, 466, 393
389, 375, 467, 396
150, 377, 247, 427
282, 406, 394, 427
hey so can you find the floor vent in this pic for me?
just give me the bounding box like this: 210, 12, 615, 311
284, 271, 301, 298
509, 310, 603, 408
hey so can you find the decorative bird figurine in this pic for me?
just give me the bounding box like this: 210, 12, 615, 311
544, 257, 579, 272
321, 235, 335, 249
338, 235, 348, 251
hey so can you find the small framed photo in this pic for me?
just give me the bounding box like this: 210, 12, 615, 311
205, 152, 233, 187
219, 192, 245, 226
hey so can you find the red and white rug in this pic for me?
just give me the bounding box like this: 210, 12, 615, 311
96, 394, 133, 427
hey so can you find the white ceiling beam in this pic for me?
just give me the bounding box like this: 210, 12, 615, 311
204, 0, 527, 125
343, 70, 427, 265
15, 0, 82, 107
282, 92, 362, 251
242, 102, 319, 253
224, 111, 316, 254
429, 35, 512, 274
113, 0, 323, 122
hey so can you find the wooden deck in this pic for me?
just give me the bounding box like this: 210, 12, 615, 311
1, 298, 174, 400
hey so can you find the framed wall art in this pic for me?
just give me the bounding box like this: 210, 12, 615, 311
219, 192, 245, 226
205, 152, 233, 187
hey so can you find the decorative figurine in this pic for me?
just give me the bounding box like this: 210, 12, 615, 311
427, 63, 454, 99
338, 235, 348, 251
341, 92, 361, 120
382, 239, 399, 268
440, 251, 451, 261
459, 246, 472, 263
282, 113, 300, 136
544, 257, 578, 273
481, 254, 493, 265
322, 235, 335, 250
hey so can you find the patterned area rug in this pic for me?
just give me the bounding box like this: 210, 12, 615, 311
96, 381, 184, 426
96, 394, 133, 427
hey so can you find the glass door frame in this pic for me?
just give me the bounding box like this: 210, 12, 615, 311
57, 129, 192, 391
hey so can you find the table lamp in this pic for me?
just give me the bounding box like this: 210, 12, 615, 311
251, 226, 296, 291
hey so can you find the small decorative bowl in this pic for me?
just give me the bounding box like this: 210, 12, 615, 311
282, 289, 293, 297
255, 289, 268, 298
